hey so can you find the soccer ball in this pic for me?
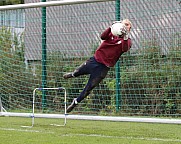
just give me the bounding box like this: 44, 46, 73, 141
111, 22, 125, 36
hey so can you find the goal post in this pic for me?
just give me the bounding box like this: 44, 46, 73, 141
0, 0, 181, 125
0, 96, 7, 113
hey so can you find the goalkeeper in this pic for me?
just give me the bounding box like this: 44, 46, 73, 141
64, 19, 132, 113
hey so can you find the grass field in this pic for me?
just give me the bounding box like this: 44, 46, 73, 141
0, 116, 181, 144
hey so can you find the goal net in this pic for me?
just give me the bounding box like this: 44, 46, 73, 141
0, 0, 181, 125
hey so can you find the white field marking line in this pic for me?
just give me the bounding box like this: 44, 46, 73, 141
62, 134, 181, 142
0, 127, 54, 134
1, 128, 181, 142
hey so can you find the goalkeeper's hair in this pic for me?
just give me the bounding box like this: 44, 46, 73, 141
122, 19, 132, 28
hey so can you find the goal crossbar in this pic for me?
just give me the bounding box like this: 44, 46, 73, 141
0, 0, 114, 11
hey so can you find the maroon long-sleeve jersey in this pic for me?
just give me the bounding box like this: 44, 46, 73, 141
94, 27, 132, 67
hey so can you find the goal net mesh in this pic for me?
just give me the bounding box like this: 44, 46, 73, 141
0, 0, 181, 122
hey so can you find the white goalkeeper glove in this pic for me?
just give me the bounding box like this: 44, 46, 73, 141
122, 24, 129, 40
123, 33, 129, 40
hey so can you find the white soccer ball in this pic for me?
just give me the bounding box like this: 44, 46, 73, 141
111, 22, 125, 36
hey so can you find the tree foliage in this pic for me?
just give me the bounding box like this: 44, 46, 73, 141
0, 0, 24, 5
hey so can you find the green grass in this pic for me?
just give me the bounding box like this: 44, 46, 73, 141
0, 116, 181, 144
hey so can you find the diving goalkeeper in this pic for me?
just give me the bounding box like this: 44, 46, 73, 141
64, 19, 132, 113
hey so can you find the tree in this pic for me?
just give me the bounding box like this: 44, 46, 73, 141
0, 0, 24, 6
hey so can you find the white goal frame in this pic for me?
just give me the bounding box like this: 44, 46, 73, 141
23, 87, 67, 128
0, 87, 67, 127
0, 0, 181, 125
0, 96, 7, 113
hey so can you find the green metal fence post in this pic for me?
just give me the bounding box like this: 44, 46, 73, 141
42, 0, 47, 110
115, 0, 121, 112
